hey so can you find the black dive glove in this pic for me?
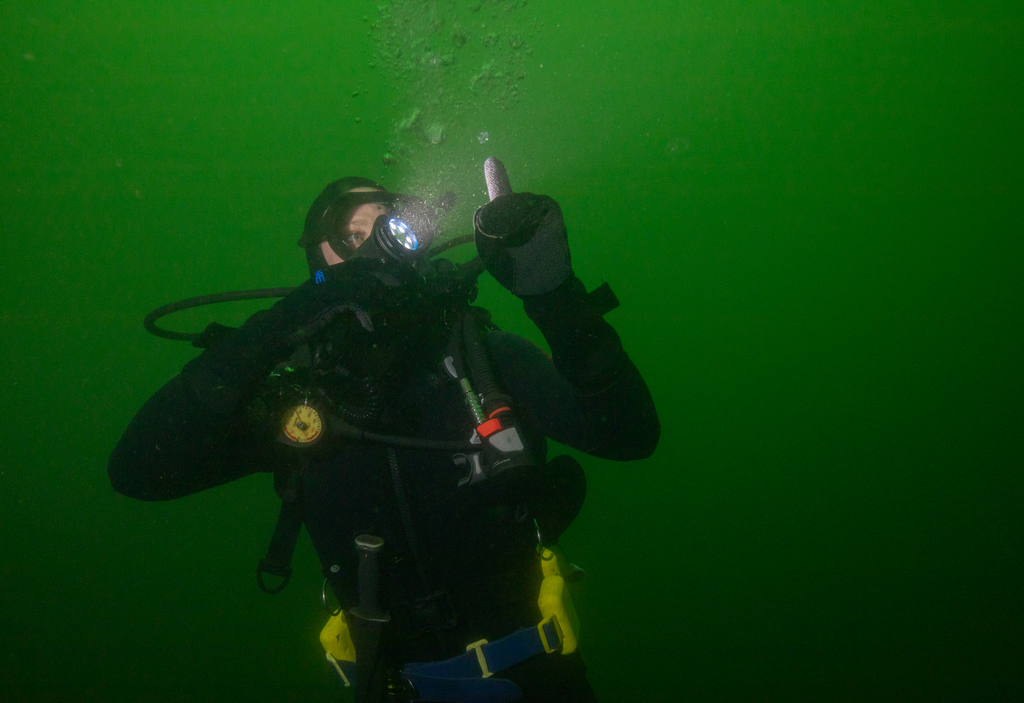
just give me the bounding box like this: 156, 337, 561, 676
474, 189, 627, 393
473, 192, 571, 297
182, 260, 394, 415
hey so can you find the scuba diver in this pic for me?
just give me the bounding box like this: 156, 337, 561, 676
109, 159, 660, 702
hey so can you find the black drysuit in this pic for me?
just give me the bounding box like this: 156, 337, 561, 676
109, 269, 659, 702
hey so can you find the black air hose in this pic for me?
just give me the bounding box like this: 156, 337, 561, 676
461, 309, 510, 415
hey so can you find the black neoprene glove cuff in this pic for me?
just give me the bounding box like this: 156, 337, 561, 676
522, 275, 628, 395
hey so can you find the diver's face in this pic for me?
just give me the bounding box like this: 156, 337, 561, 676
319, 187, 388, 265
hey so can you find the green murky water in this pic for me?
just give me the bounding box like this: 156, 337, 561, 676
2, 2, 1022, 700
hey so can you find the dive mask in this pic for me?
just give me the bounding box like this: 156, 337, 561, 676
300, 190, 437, 266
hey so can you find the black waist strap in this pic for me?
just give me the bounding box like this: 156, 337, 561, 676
257, 485, 304, 594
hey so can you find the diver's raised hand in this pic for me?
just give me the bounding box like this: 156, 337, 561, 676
473, 159, 571, 297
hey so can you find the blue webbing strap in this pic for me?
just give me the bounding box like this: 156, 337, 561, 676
402, 621, 561, 703
404, 675, 521, 703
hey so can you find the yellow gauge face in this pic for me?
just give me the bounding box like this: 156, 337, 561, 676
282, 405, 323, 444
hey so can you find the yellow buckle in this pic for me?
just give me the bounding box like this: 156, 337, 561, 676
466, 639, 493, 678
537, 615, 564, 654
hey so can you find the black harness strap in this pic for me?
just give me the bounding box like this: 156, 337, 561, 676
257, 470, 305, 594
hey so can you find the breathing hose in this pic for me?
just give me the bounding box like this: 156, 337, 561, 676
143, 240, 478, 343
144, 288, 295, 342
461, 311, 507, 416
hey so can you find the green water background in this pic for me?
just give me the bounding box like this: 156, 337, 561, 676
2, 1, 1021, 701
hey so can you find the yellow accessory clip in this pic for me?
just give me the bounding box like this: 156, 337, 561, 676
537, 546, 580, 654
319, 611, 357, 687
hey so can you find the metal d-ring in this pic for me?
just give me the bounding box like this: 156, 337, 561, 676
322, 577, 342, 616
533, 518, 548, 555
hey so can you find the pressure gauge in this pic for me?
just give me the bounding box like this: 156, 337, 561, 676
280, 404, 324, 446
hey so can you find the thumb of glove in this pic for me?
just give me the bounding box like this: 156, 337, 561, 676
474, 192, 571, 297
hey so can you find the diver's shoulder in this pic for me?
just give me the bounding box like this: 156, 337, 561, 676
485, 330, 551, 379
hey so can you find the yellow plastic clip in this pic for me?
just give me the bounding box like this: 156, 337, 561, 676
466, 639, 493, 678
319, 612, 357, 663
537, 546, 580, 654
537, 614, 564, 654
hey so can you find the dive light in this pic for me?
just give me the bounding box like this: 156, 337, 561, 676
351, 206, 437, 266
